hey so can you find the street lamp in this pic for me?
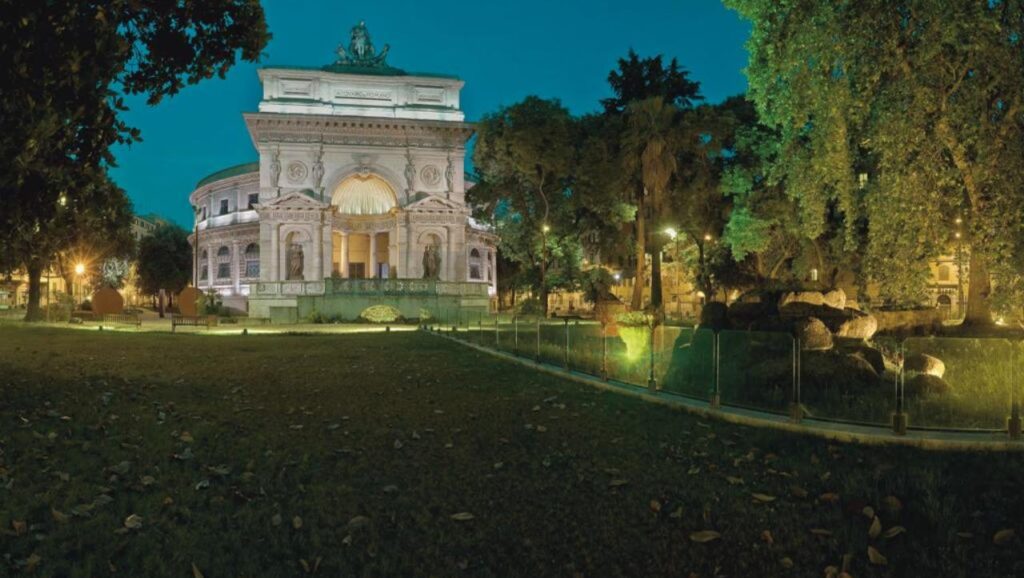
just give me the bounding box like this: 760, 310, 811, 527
74, 263, 85, 306
663, 228, 681, 318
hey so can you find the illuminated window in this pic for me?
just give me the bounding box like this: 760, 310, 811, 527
469, 248, 482, 280
216, 246, 231, 279
243, 243, 260, 278
938, 264, 951, 282
199, 250, 209, 280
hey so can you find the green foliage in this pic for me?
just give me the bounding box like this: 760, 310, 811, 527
0, 1, 268, 320
726, 0, 1024, 318
418, 308, 434, 322
137, 223, 193, 297
579, 268, 616, 305
197, 290, 225, 317
359, 304, 403, 324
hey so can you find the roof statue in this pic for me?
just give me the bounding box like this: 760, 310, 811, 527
334, 21, 390, 68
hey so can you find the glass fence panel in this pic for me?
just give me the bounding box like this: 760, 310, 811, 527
538, 322, 566, 367
717, 330, 793, 415
652, 325, 706, 399
901, 337, 1013, 431
515, 318, 539, 360
606, 323, 652, 387
567, 322, 606, 375
496, 318, 518, 354
798, 339, 895, 426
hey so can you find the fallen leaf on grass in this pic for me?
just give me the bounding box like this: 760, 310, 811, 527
810, 528, 833, 536
725, 476, 743, 485
761, 530, 774, 545
751, 493, 776, 503
790, 486, 808, 498
868, 516, 882, 539
180, 432, 194, 443
12, 520, 27, 535
649, 500, 662, 513
670, 506, 684, 519
123, 514, 143, 530
51, 508, 69, 524
867, 546, 887, 565
689, 530, 721, 543
993, 529, 1015, 545
819, 492, 840, 503
608, 479, 629, 487
862, 506, 875, 519
779, 557, 793, 568
192, 562, 205, 578
292, 516, 303, 530
450, 512, 475, 521
883, 526, 906, 538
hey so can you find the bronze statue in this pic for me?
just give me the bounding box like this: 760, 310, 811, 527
335, 21, 390, 67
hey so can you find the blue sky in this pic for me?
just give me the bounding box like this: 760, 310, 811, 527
109, 0, 751, 226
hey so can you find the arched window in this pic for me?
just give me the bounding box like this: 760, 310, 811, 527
469, 248, 482, 280
216, 246, 231, 279
243, 243, 260, 278
200, 250, 209, 280
938, 264, 951, 282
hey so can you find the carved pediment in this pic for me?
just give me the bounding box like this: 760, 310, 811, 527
404, 194, 465, 213
258, 190, 328, 211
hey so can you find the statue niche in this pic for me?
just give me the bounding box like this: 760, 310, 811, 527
422, 243, 442, 280
287, 243, 305, 281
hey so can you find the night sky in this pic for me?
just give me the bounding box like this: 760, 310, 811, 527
108, 0, 751, 226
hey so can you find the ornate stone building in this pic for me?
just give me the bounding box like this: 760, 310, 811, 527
189, 23, 497, 321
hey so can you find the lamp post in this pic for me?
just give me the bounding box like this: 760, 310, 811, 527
73, 262, 85, 308
193, 206, 202, 287
664, 228, 682, 320
541, 224, 550, 317
954, 217, 964, 321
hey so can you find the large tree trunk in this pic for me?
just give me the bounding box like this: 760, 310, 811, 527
24, 259, 44, 322
630, 197, 646, 310
963, 248, 993, 327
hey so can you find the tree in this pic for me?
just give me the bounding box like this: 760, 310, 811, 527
726, 0, 1024, 326
472, 97, 577, 316
137, 222, 192, 318
0, 1, 269, 320
621, 97, 680, 309
603, 51, 703, 311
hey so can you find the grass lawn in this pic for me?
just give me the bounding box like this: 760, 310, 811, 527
0, 325, 1022, 577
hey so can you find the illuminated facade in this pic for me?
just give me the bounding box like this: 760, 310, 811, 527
188, 23, 497, 317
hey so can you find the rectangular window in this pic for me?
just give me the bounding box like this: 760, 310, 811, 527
219, 199, 229, 215
348, 263, 366, 279
217, 263, 231, 279
245, 261, 259, 278
200, 266, 208, 281
248, 194, 259, 210
470, 265, 481, 280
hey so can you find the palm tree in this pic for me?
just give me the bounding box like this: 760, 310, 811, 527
622, 97, 679, 310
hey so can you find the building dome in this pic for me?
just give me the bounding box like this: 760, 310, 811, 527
331, 175, 397, 215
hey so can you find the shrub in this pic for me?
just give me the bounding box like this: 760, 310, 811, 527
419, 308, 434, 322
197, 290, 225, 316
359, 304, 403, 324
615, 311, 657, 362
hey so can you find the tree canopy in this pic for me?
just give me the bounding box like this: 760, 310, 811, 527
0, 1, 269, 320
725, 0, 1024, 323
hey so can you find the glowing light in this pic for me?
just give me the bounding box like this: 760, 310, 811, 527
74, 263, 85, 276
664, 227, 678, 239
613, 273, 621, 281
955, 232, 962, 239
542, 224, 551, 233
703, 233, 713, 242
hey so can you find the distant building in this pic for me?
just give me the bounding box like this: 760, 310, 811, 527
188, 23, 496, 320
131, 215, 158, 241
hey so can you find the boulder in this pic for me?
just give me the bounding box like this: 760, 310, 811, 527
91, 287, 124, 315
699, 302, 729, 331
836, 312, 878, 340
873, 308, 944, 334
904, 373, 952, 396
904, 353, 945, 378
801, 350, 884, 392
177, 287, 202, 317
779, 291, 825, 308
836, 341, 887, 375
822, 288, 847, 310
727, 301, 778, 330
795, 317, 833, 351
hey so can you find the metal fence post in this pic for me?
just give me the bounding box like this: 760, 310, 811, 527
1010, 339, 1022, 439
495, 314, 500, 349
709, 331, 721, 408
892, 341, 908, 435
601, 324, 609, 381
647, 324, 657, 391
535, 316, 541, 363
789, 336, 802, 423
513, 315, 519, 356
563, 318, 570, 370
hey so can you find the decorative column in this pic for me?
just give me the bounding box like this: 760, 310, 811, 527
340, 232, 349, 278
369, 232, 378, 278
490, 248, 498, 293
206, 247, 215, 290
312, 223, 322, 281
269, 224, 279, 282
446, 225, 456, 282
231, 240, 241, 294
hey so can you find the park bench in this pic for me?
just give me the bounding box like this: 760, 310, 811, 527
171, 315, 218, 333
100, 313, 142, 328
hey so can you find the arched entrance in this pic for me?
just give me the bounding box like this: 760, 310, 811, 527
330, 174, 397, 279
